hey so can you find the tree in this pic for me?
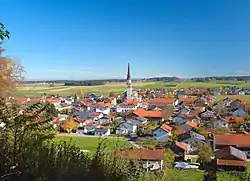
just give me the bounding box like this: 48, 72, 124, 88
162, 105, 174, 120
168, 128, 178, 143
213, 128, 230, 134
61, 116, 78, 133
0, 22, 10, 41
193, 127, 208, 139
0, 22, 24, 98
47, 103, 58, 117
164, 149, 175, 168
196, 144, 214, 164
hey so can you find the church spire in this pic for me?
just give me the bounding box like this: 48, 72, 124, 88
127, 63, 131, 81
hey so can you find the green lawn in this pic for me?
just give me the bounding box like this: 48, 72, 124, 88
54, 135, 132, 151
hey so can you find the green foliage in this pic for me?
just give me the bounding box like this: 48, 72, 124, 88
0, 22, 10, 41
212, 128, 230, 134
47, 103, 58, 117
193, 127, 208, 139
164, 149, 175, 168
196, 144, 214, 164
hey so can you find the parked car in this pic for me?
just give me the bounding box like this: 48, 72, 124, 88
174, 162, 200, 169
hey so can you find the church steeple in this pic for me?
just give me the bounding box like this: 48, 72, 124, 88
127, 63, 131, 81
126, 63, 132, 100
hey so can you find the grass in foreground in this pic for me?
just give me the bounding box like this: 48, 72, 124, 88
54, 135, 132, 151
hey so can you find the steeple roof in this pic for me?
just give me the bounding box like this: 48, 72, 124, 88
127, 63, 131, 80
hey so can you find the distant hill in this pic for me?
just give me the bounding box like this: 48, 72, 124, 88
23, 76, 249, 85
191, 76, 250, 82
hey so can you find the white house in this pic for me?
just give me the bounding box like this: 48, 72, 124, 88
153, 123, 172, 142
213, 118, 229, 129
115, 149, 164, 172
58, 114, 68, 121
172, 115, 187, 125
64, 97, 74, 105
93, 128, 110, 136
83, 125, 96, 134
116, 122, 137, 135
95, 107, 110, 115
116, 100, 139, 112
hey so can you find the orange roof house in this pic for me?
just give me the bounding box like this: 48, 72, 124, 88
160, 123, 172, 133
115, 149, 164, 161
147, 98, 175, 105
133, 109, 163, 118
214, 134, 250, 150
185, 121, 198, 128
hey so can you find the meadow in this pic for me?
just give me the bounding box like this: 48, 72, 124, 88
54, 135, 132, 151
13, 80, 250, 98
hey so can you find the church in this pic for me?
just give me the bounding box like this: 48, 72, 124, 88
123, 63, 139, 101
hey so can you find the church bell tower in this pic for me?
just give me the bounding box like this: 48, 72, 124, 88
126, 63, 133, 100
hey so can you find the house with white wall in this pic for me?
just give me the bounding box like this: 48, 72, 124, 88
153, 123, 172, 142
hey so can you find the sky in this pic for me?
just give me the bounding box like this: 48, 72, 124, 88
1, 0, 250, 80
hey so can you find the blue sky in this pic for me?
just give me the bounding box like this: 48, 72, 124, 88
1, 0, 250, 80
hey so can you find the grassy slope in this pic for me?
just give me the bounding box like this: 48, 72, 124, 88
54, 135, 132, 151
55, 135, 250, 181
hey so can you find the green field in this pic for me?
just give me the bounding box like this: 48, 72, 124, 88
54, 135, 132, 151
13, 82, 169, 97
13, 80, 250, 97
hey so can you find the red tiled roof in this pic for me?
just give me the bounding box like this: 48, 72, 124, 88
96, 102, 112, 108
179, 97, 197, 104
224, 116, 244, 124
123, 100, 138, 106
215, 134, 250, 148
185, 121, 198, 128
217, 159, 246, 167
115, 149, 164, 160
133, 109, 163, 118
175, 141, 188, 151
147, 98, 175, 104
160, 123, 172, 132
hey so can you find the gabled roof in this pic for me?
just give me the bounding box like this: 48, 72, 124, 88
217, 159, 246, 167
185, 121, 198, 128
120, 100, 138, 106
214, 134, 250, 148
115, 149, 164, 160
215, 146, 247, 161
160, 123, 172, 133
175, 141, 188, 151
147, 98, 175, 104
133, 109, 162, 118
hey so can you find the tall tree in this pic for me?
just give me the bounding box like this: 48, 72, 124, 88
196, 144, 214, 164
0, 22, 24, 98
61, 116, 78, 133
162, 105, 174, 120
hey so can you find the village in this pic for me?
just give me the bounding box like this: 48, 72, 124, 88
11, 64, 250, 174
